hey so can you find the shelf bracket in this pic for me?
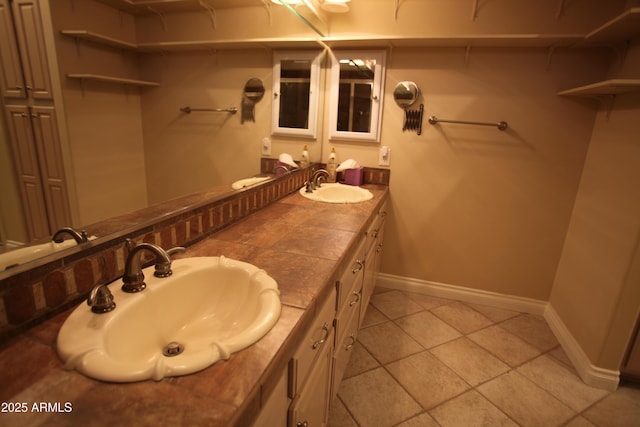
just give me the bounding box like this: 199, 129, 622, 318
546, 46, 556, 71
261, 0, 273, 26
465, 45, 472, 67
471, 0, 479, 21
199, 1, 217, 30
147, 7, 168, 32
73, 36, 81, 57
394, 0, 405, 21
556, 0, 566, 19
604, 94, 616, 120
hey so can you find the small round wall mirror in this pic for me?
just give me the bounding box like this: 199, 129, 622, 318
242, 78, 265, 123
244, 78, 265, 102
393, 81, 419, 108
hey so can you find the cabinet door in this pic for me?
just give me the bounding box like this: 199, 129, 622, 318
0, 0, 26, 98
361, 227, 384, 326
290, 287, 336, 397
332, 295, 360, 404
31, 106, 71, 231
5, 104, 49, 240
11, 0, 52, 100
252, 369, 290, 427
289, 329, 334, 427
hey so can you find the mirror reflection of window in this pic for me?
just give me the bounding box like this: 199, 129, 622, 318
279, 60, 311, 129
272, 51, 322, 138
329, 51, 386, 142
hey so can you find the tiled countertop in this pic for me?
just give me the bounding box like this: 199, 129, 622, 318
0, 184, 388, 426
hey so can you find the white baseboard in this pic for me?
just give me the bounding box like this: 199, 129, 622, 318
377, 273, 547, 315
376, 273, 620, 391
544, 304, 620, 391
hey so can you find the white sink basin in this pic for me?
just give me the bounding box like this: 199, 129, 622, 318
299, 182, 373, 203
231, 176, 270, 189
57, 256, 281, 382
0, 236, 96, 271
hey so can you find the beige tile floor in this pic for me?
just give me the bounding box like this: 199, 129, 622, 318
329, 288, 640, 427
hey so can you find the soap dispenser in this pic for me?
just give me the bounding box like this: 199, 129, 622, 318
327, 147, 337, 182
300, 144, 309, 168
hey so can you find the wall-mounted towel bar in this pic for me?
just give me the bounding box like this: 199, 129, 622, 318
180, 106, 237, 114
428, 115, 508, 131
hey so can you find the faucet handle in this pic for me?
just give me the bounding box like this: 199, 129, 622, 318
87, 285, 116, 314
154, 246, 185, 278
166, 246, 186, 257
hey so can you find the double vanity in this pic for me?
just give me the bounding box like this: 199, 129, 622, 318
0, 169, 388, 427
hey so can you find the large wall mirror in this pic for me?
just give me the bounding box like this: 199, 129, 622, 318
328, 50, 386, 143
271, 50, 322, 138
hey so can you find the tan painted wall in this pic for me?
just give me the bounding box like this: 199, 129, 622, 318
325, 46, 610, 300
550, 41, 640, 371
42, 0, 639, 372
50, 0, 148, 226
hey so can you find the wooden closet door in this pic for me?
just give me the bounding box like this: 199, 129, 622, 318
0, 0, 27, 98
4, 104, 49, 240
31, 105, 71, 232
11, 0, 52, 100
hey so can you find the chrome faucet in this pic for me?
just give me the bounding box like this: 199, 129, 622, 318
121, 242, 185, 293
52, 227, 88, 244
311, 169, 330, 189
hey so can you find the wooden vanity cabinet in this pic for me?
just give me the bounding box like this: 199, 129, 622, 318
252, 369, 290, 427
361, 202, 387, 325
331, 238, 365, 403
258, 196, 388, 426
287, 287, 336, 427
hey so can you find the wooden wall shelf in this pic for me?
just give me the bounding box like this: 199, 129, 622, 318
584, 7, 640, 44
60, 30, 137, 50
67, 74, 159, 87
557, 79, 640, 96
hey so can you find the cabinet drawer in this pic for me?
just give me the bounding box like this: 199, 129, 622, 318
364, 201, 387, 256
290, 286, 336, 397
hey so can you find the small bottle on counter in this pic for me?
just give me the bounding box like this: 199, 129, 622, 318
300, 144, 309, 168
327, 147, 337, 182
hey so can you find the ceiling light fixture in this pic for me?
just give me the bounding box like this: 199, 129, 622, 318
319, 0, 351, 13
270, 0, 303, 5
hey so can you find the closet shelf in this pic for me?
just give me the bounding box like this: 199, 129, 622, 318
557, 79, 640, 96
321, 34, 584, 49
136, 38, 320, 52
66, 74, 160, 87
60, 30, 137, 50
93, 0, 265, 14
583, 7, 640, 44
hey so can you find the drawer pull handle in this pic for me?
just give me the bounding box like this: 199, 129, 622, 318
371, 229, 378, 239
376, 243, 383, 253
349, 291, 361, 307
345, 334, 356, 351
312, 322, 330, 349
296, 422, 308, 427
352, 260, 364, 274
